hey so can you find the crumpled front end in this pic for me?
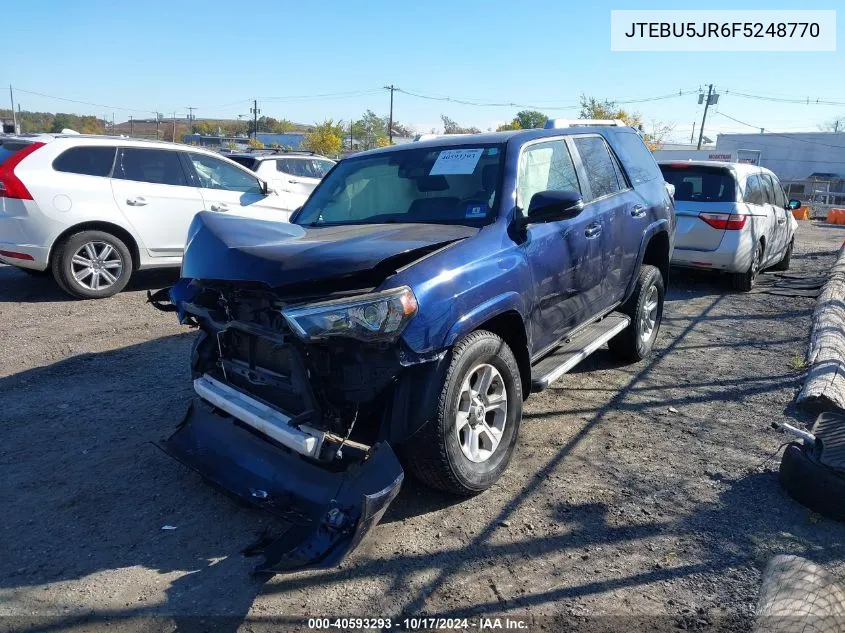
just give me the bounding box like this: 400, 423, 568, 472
150, 276, 444, 573
162, 398, 402, 574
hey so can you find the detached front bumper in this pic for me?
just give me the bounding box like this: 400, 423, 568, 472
161, 398, 403, 574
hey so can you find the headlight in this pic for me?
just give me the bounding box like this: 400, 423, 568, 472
281, 286, 418, 342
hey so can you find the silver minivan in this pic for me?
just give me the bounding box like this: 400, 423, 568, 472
659, 161, 800, 291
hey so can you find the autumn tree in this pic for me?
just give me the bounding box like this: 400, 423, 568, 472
247, 138, 265, 149
352, 110, 388, 149
497, 119, 521, 131
301, 119, 344, 157
819, 116, 845, 133
441, 115, 480, 134
274, 118, 296, 133
194, 121, 216, 135
578, 94, 671, 150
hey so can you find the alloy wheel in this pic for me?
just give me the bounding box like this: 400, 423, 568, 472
455, 363, 508, 463
639, 284, 659, 344
70, 241, 124, 291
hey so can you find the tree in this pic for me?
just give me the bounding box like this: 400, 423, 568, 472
50, 113, 76, 133
375, 136, 391, 148
301, 119, 344, 157
352, 110, 387, 149
819, 116, 845, 133
194, 121, 216, 135
247, 138, 265, 149
515, 110, 548, 129
390, 121, 415, 138
441, 115, 480, 134
497, 118, 522, 131
274, 118, 296, 133
578, 94, 672, 150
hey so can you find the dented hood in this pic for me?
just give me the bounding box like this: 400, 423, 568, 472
180, 211, 478, 287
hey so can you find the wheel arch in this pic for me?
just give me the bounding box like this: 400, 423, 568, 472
49, 221, 142, 271
626, 223, 672, 301
471, 310, 531, 401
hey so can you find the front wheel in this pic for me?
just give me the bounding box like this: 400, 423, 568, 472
608, 264, 665, 362
404, 330, 523, 496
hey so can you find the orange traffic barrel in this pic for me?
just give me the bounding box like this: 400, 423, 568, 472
827, 208, 843, 224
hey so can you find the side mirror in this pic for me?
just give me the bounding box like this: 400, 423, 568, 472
787, 199, 801, 210
259, 180, 276, 195
526, 190, 584, 224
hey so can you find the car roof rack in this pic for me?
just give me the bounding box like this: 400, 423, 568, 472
544, 119, 627, 129
244, 147, 318, 155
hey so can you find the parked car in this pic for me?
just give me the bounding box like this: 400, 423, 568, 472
659, 161, 800, 291
154, 122, 675, 572
227, 150, 335, 212
0, 134, 291, 298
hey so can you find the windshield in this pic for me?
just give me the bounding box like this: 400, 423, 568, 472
660, 165, 737, 203
295, 143, 504, 226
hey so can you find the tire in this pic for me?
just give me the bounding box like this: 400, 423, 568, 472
51, 230, 133, 299
780, 443, 845, 522
404, 330, 523, 496
608, 264, 664, 363
732, 240, 763, 292
771, 238, 793, 272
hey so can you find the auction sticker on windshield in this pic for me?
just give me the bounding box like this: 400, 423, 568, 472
430, 149, 483, 175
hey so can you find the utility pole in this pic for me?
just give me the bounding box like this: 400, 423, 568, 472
156, 112, 161, 140
111, 113, 115, 136
9, 85, 17, 134
187, 106, 196, 133
250, 100, 260, 140
172, 112, 177, 143
697, 84, 713, 150
129, 116, 134, 136
384, 85, 397, 144
690, 122, 696, 145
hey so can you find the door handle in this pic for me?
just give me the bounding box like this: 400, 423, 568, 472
126, 196, 147, 206
584, 223, 602, 238
631, 204, 647, 218
209, 203, 229, 212
777, 218, 786, 225
288, 179, 299, 184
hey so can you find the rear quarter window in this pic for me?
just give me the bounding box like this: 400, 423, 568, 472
611, 131, 662, 185
52, 146, 116, 177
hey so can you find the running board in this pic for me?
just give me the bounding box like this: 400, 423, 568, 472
530, 314, 631, 392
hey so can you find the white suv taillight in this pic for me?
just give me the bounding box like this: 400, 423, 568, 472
0, 142, 45, 200
698, 212, 747, 230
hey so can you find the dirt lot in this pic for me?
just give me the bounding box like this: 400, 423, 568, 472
2, 222, 844, 632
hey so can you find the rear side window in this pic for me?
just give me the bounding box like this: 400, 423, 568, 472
0, 140, 33, 165
573, 135, 621, 201
660, 166, 737, 202
228, 156, 259, 171
771, 175, 787, 207
277, 158, 335, 178
53, 146, 116, 177
743, 174, 764, 205
113, 148, 188, 186
611, 131, 662, 185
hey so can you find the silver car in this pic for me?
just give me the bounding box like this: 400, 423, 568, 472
659, 161, 799, 291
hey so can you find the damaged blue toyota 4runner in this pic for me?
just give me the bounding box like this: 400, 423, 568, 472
152, 121, 675, 573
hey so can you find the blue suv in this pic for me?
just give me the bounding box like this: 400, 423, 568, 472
154, 122, 675, 572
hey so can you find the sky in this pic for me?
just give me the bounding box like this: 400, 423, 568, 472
2, 0, 843, 142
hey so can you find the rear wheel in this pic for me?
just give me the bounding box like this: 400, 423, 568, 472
771, 238, 793, 271
732, 240, 763, 292
52, 230, 133, 299
404, 330, 522, 496
608, 264, 664, 362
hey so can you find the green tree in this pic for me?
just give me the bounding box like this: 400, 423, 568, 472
441, 115, 480, 135
301, 119, 344, 157
195, 121, 215, 135
514, 110, 548, 129
50, 113, 77, 133
274, 118, 296, 133
352, 110, 387, 149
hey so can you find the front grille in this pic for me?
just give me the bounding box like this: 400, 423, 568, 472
215, 325, 313, 416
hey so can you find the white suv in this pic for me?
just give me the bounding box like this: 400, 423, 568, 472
227, 150, 335, 212
0, 134, 292, 298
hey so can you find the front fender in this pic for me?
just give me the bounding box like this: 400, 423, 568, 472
443, 290, 528, 348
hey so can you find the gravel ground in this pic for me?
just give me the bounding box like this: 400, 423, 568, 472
1, 222, 844, 633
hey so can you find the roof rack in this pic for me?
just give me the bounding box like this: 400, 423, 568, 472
544, 119, 627, 129
244, 147, 318, 155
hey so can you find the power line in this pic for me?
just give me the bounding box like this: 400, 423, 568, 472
719, 88, 845, 107
12, 87, 157, 114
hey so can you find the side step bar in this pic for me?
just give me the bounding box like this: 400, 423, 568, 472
530, 314, 631, 392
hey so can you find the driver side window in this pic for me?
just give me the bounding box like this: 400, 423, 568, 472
516, 140, 580, 215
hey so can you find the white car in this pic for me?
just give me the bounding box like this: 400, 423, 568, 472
0, 134, 292, 298
659, 161, 800, 291
227, 150, 335, 212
